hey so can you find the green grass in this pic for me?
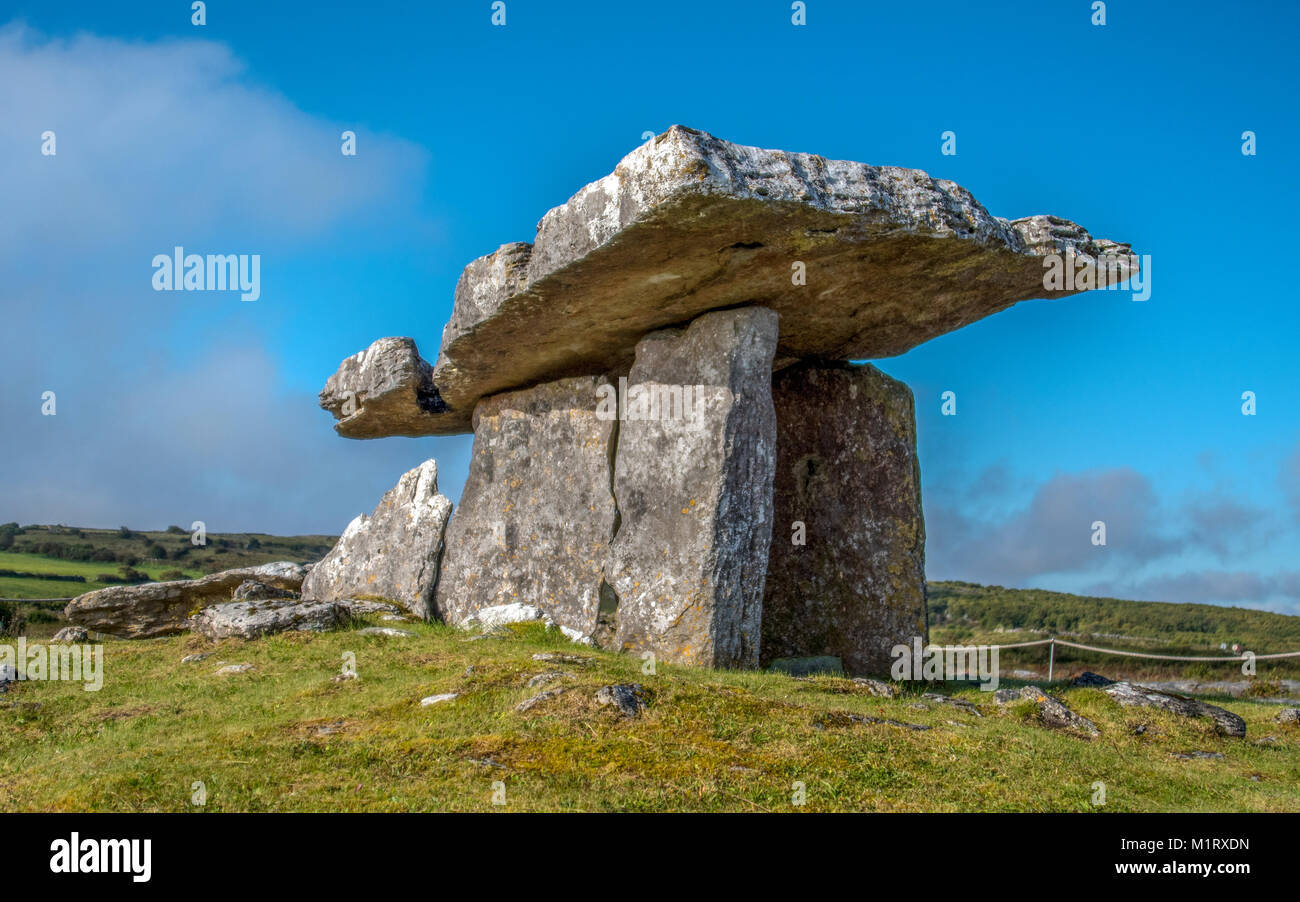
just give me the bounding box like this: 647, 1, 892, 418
2, 620, 1297, 812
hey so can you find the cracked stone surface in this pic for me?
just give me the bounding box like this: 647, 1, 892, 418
64, 562, 309, 639
433, 375, 618, 640
606, 307, 778, 669
761, 362, 927, 677
301, 459, 452, 619
323, 125, 1137, 436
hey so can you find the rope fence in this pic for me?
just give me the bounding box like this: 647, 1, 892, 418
930, 636, 1300, 681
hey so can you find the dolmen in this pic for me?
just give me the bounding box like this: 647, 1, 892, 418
72, 127, 1139, 675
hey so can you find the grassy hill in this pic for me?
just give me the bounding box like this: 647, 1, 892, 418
2, 529, 1299, 811
1, 619, 1297, 812
928, 581, 1300, 683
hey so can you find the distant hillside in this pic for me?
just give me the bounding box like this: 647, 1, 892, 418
927, 581, 1300, 654
0, 522, 335, 600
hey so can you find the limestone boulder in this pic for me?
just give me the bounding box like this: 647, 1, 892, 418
320, 337, 448, 439
606, 306, 778, 669
64, 562, 310, 639
761, 362, 927, 677
191, 599, 345, 640
301, 459, 452, 619
324, 125, 1137, 436
434, 376, 618, 641
1103, 681, 1247, 737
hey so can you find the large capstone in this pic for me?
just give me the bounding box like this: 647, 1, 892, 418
301, 459, 452, 618
320, 337, 447, 439
605, 306, 778, 669
64, 562, 309, 639
434, 375, 618, 641
323, 126, 1137, 437
761, 362, 927, 676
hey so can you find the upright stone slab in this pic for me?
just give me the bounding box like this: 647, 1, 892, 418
301, 459, 452, 618
434, 375, 618, 641
606, 307, 778, 669
762, 362, 927, 676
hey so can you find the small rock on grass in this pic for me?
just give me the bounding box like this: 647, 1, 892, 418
421, 693, 458, 706
214, 663, 253, 675
595, 684, 651, 718
851, 678, 896, 698
922, 693, 982, 717
181, 653, 211, 664
52, 626, 89, 642
526, 671, 574, 688
531, 652, 592, 666
516, 688, 565, 713
357, 627, 415, 638
1012, 686, 1099, 735
1275, 707, 1299, 725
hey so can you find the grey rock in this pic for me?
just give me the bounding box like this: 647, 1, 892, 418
326, 126, 1136, 437
516, 687, 565, 713
1103, 681, 1247, 738
51, 626, 89, 642
1015, 686, 1099, 735
421, 693, 458, 706
319, 337, 446, 439
595, 683, 651, 718
851, 677, 897, 698
607, 307, 778, 669
191, 599, 344, 640
1174, 750, 1225, 760
1276, 707, 1300, 725
64, 562, 309, 639
180, 653, 211, 663
1071, 671, 1115, 688
922, 692, 983, 717
434, 376, 618, 642
301, 459, 452, 619
526, 671, 574, 688
761, 362, 926, 677
214, 663, 253, 675
231, 580, 298, 602
356, 626, 415, 638
339, 599, 401, 616
993, 688, 1022, 705
531, 652, 593, 666
768, 655, 844, 677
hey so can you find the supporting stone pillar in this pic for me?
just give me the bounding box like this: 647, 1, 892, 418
606, 306, 779, 669
434, 375, 618, 641
761, 362, 927, 676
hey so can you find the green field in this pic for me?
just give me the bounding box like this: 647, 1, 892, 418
0, 524, 334, 599
1, 620, 1297, 812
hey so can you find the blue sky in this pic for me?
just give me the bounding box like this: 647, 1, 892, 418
2, 1, 1298, 611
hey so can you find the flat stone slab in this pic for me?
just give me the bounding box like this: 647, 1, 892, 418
323, 125, 1137, 436
761, 362, 927, 677
191, 599, 344, 640
65, 562, 309, 639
